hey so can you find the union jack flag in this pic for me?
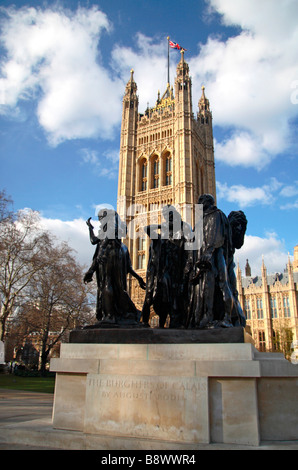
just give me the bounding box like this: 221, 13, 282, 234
169, 40, 186, 51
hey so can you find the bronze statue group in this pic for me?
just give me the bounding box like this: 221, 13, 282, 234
84, 194, 247, 330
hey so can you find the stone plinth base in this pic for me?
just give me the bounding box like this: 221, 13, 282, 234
50, 331, 298, 448
69, 325, 254, 344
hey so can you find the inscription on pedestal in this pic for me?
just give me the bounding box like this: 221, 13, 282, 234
84, 374, 209, 443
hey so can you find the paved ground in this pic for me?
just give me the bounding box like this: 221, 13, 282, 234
0, 388, 54, 425
0, 388, 59, 450
0, 387, 298, 451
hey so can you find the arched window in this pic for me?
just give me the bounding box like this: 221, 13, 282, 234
270, 297, 278, 318
272, 330, 280, 351
244, 298, 251, 319
283, 296, 291, 317
140, 159, 147, 191
257, 298, 263, 319
258, 331, 266, 352
165, 153, 172, 186
153, 156, 159, 189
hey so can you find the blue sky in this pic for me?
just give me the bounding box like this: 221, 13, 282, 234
0, 0, 297, 274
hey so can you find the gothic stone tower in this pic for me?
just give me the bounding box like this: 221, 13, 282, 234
117, 51, 216, 308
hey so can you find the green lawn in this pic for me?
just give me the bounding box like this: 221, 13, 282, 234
0, 374, 55, 394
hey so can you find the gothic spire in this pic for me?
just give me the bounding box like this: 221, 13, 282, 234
198, 85, 210, 114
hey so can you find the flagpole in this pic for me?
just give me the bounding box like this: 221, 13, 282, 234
167, 36, 170, 85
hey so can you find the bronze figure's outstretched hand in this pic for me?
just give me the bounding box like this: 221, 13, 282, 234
86, 217, 94, 229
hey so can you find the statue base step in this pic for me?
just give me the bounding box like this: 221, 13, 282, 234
69, 325, 254, 344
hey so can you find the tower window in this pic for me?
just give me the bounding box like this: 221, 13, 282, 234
283, 296, 291, 317
272, 330, 280, 351
270, 297, 278, 318
165, 154, 172, 186
258, 331, 266, 352
141, 160, 147, 191
257, 298, 263, 319
244, 298, 251, 319
153, 157, 159, 189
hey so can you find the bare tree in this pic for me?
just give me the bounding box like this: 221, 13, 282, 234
0, 207, 49, 341
19, 237, 93, 374
0, 192, 95, 371
0, 189, 14, 223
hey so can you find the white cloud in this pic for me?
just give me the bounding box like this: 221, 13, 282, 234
217, 177, 298, 210
279, 181, 298, 209
280, 200, 298, 210
40, 216, 94, 268
0, 6, 123, 145
214, 132, 271, 170
209, 0, 298, 40
279, 182, 298, 198
111, 33, 173, 112
110, 1, 298, 170
188, 0, 298, 169
236, 232, 289, 276
1, 1, 298, 170
80, 148, 100, 166
80, 147, 119, 179
216, 178, 282, 208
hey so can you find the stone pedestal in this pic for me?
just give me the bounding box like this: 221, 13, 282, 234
50, 328, 298, 448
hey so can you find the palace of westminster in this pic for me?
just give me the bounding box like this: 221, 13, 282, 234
117, 50, 298, 360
